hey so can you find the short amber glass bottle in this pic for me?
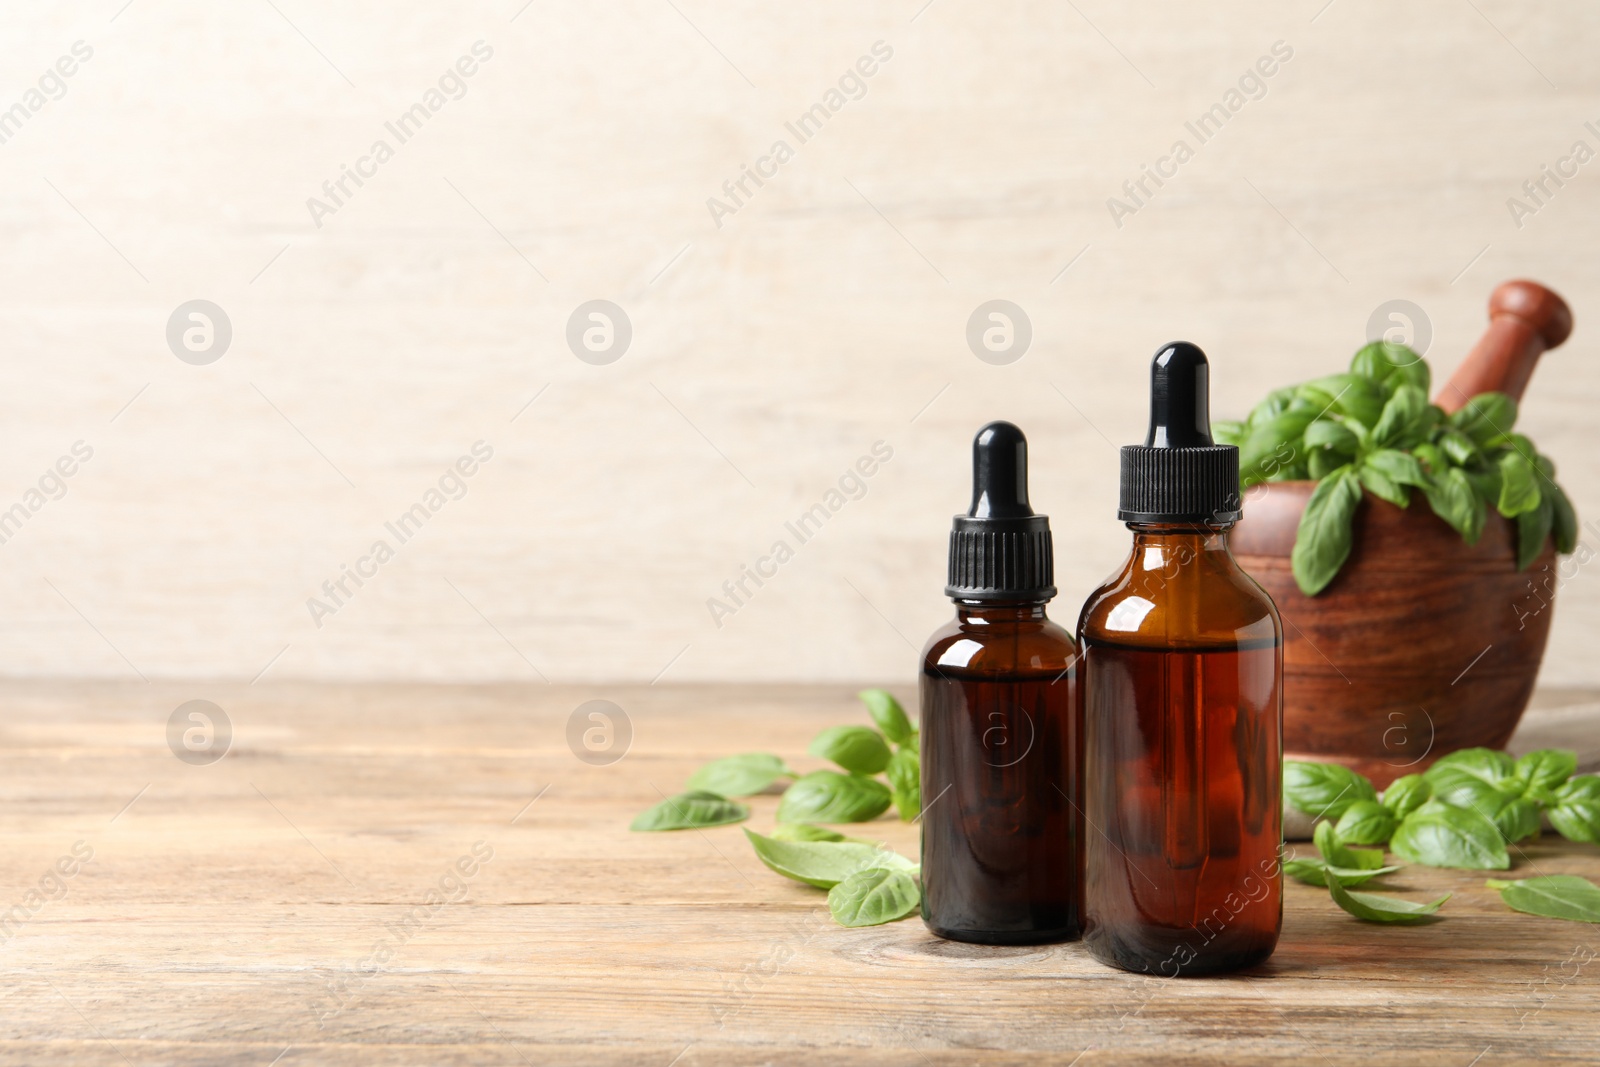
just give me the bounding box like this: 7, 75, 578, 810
1079, 343, 1283, 976
920, 422, 1082, 944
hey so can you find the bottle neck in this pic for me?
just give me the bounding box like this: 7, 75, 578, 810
1124, 523, 1234, 577
954, 601, 1049, 624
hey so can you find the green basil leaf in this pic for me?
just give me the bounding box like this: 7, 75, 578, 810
1514, 495, 1553, 571
1284, 857, 1401, 887
1249, 386, 1299, 425
1390, 803, 1510, 869
1497, 450, 1542, 518
1548, 775, 1600, 843
1240, 409, 1317, 485
1425, 748, 1516, 796
744, 829, 915, 889
1286, 760, 1379, 820
1358, 464, 1409, 507
1334, 799, 1399, 845
858, 689, 914, 745
827, 866, 921, 926
1424, 467, 1487, 545
1313, 819, 1383, 870
1309, 374, 1387, 428
631, 790, 750, 832
1515, 748, 1578, 791
686, 753, 792, 797
1439, 430, 1481, 466
1380, 774, 1432, 819
770, 823, 849, 842
1292, 467, 1362, 596
1212, 419, 1246, 447
885, 747, 920, 822
1485, 875, 1600, 923
1364, 449, 1429, 488
1451, 392, 1518, 445
1328, 879, 1450, 924
1412, 442, 1446, 475
777, 770, 892, 824
1304, 419, 1359, 452
1372, 385, 1428, 447
1352, 341, 1426, 386
1547, 481, 1578, 554
808, 726, 891, 775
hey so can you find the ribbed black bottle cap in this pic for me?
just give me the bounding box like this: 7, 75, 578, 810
946, 421, 1056, 601
1118, 342, 1242, 525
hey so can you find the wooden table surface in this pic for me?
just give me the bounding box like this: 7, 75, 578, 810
2, 681, 1598, 1066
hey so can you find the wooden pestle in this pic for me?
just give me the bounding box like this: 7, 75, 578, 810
1435, 280, 1573, 412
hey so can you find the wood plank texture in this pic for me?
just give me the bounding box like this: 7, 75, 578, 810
1, 681, 1597, 1065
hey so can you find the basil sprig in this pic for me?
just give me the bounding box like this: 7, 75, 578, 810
627, 690, 926, 928
1217, 342, 1577, 595
1286, 750, 1600, 860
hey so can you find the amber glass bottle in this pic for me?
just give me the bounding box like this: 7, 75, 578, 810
920, 422, 1082, 944
1079, 343, 1283, 976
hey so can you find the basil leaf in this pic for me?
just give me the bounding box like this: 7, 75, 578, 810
1364, 448, 1429, 488
1425, 748, 1516, 796
827, 867, 921, 927
1548, 775, 1600, 843
1286, 760, 1379, 820
1212, 419, 1246, 447
886, 747, 921, 822
1284, 857, 1401, 887
1240, 409, 1317, 485
1485, 875, 1600, 923
1515, 748, 1577, 791
1328, 879, 1450, 923
1380, 774, 1431, 819
1313, 819, 1384, 870
1546, 481, 1578, 554
744, 829, 914, 889
1249, 386, 1298, 424
631, 790, 750, 832
1412, 442, 1446, 475
1372, 385, 1428, 447
1451, 392, 1518, 445
858, 689, 914, 745
1390, 803, 1509, 869
1292, 467, 1363, 596
1438, 430, 1481, 466
770, 822, 850, 842
808, 726, 891, 775
777, 770, 892, 824
1325, 376, 1388, 428
1334, 799, 1399, 845
1496, 450, 1542, 518
1304, 419, 1359, 452
687, 753, 791, 797
1357, 464, 1408, 507
1515, 494, 1554, 571
1351, 341, 1425, 386
1424, 467, 1486, 545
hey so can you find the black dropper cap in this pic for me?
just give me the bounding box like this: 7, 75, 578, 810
946, 421, 1056, 601
1118, 342, 1242, 525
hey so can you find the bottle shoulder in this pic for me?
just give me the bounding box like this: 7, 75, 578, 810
922, 612, 1079, 678
1078, 546, 1281, 650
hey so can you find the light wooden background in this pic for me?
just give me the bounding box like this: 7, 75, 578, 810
2, 0, 1598, 685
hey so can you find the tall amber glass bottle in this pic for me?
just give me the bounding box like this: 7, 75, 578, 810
920, 422, 1082, 944
1079, 343, 1283, 976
